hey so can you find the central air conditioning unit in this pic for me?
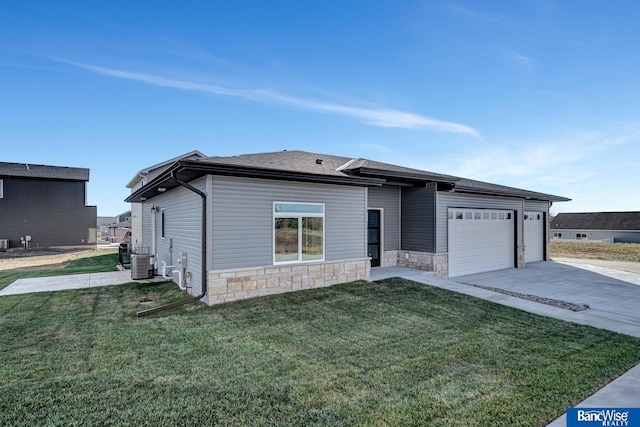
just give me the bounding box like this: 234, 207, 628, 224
131, 254, 153, 280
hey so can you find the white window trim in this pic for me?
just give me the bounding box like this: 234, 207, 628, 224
0, 179, 3, 198
273, 201, 325, 264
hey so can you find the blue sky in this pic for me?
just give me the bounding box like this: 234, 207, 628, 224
1, 1, 638, 216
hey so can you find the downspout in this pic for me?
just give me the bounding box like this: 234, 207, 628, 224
137, 169, 208, 317
151, 206, 157, 268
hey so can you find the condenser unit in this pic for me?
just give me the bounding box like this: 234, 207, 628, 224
131, 254, 153, 280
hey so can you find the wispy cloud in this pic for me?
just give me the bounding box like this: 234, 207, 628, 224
449, 131, 610, 181
444, 126, 639, 205
447, 4, 512, 26
500, 48, 534, 69
63, 60, 480, 137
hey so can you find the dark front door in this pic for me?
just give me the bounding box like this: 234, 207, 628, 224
367, 210, 381, 267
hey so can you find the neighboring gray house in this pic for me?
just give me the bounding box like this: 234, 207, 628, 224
0, 162, 97, 249
126, 150, 569, 305
551, 212, 640, 243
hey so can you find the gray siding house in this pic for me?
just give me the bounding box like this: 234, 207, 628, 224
126, 150, 569, 305
551, 212, 640, 243
0, 162, 97, 249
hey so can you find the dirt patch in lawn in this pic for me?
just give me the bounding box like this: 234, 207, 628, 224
0, 249, 96, 272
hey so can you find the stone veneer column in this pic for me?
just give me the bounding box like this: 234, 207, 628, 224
517, 245, 525, 268
432, 253, 448, 278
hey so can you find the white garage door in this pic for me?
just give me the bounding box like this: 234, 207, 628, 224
448, 208, 515, 277
524, 211, 544, 263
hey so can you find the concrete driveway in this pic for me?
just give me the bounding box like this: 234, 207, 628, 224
454, 261, 640, 338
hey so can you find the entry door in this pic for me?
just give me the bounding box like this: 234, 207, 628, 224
367, 210, 381, 267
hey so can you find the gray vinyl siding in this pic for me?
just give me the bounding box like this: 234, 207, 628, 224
436, 192, 524, 253
210, 176, 366, 270
142, 178, 205, 297
141, 203, 153, 254
0, 177, 96, 248
367, 186, 400, 251
130, 180, 144, 249
524, 200, 549, 211
401, 183, 436, 252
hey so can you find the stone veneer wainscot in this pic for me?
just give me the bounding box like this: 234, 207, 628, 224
207, 258, 371, 305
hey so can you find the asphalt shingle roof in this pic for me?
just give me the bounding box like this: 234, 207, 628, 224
198, 151, 353, 178
127, 149, 570, 203
551, 212, 640, 231
0, 162, 89, 181
196, 150, 568, 201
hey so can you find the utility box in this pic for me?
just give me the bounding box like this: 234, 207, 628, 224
131, 254, 153, 280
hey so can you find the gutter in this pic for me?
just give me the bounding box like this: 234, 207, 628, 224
137, 169, 208, 317
126, 160, 384, 203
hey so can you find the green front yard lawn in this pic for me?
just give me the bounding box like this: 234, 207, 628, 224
1, 277, 639, 426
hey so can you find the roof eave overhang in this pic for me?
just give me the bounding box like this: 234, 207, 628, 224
350, 167, 458, 185
451, 186, 571, 202
125, 161, 385, 203
0, 174, 89, 182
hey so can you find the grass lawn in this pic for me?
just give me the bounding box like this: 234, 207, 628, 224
0, 251, 119, 291
551, 241, 640, 262
1, 278, 639, 426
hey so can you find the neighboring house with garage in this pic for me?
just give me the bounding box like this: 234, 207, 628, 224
551, 211, 640, 243
0, 162, 97, 249
126, 150, 569, 305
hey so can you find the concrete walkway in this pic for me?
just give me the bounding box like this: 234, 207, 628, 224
0, 270, 136, 296
368, 262, 640, 426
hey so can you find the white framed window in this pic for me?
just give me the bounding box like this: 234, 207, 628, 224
576, 233, 587, 240
553, 232, 563, 239
161, 209, 166, 239
273, 202, 324, 264
0, 179, 3, 198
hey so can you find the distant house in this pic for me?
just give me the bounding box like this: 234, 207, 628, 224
0, 162, 97, 249
97, 215, 117, 238
98, 211, 132, 242
126, 150, 569, 306
551, 212, 640, 243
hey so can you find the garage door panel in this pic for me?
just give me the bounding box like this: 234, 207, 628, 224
524, 211, 544, 263
448, 208, 515, 277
